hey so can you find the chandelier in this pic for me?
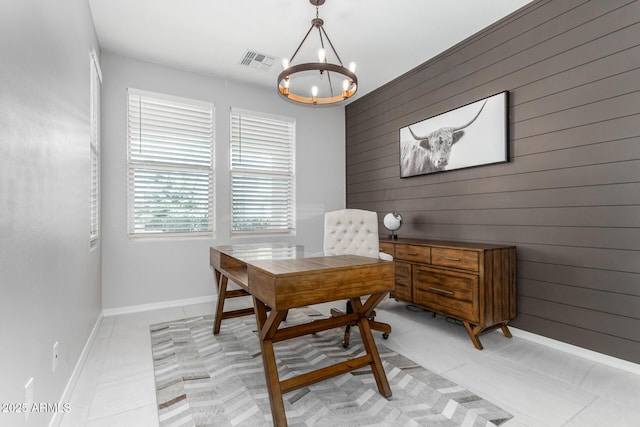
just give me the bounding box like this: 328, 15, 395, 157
277, 0, 357, 105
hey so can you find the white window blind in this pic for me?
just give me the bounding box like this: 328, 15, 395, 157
127, 89, 215, 237
230, 109, 295, 234
90, 50, 102, 244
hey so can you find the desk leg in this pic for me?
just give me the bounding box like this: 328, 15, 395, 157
351, 296, 392, 398
253, 298, 288, 427
213, 272, 228, 335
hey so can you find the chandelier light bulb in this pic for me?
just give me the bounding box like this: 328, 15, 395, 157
348, 62, 356, 73
282, 58, 289, 70
342, 79, 349, 91
283, 78, 290, 88
311, 86, 318, 97
318, 48, 326, 62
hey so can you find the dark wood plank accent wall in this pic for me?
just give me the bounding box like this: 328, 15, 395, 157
345, 0, 640, 363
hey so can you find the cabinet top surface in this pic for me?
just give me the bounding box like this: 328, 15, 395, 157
379, 237, 515, 251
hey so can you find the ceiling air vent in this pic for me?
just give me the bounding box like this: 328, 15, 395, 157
238, 50, 276, 72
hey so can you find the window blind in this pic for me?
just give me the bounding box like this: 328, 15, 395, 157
127, 89, 214, 237
230, 109, 295, 234
89, 51, 102, 244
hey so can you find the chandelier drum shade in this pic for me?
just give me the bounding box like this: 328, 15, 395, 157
277, 0, 357, 105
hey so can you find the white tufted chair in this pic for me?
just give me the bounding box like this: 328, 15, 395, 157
324, 209, 393, 347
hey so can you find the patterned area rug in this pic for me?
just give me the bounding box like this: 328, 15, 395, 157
150, 308, 512, 426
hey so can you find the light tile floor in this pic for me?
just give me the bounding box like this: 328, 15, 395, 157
60, 299, 640, 426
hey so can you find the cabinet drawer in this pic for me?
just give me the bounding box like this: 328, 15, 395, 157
413, 266, 479, 323
395, 244, 430, 263
393, 261, 412, 301
379, 242, 395, 258
431, 247, 479, 272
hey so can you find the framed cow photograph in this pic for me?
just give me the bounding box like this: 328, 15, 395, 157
399, 91, 509, 178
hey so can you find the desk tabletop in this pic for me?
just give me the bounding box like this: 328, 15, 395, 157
212, 243, 305, 263
248, 254, 386, 277
211, 243, 388, 275
210, 244, 395, 310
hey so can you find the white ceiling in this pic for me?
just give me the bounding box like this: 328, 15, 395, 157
88, 0, 532, 104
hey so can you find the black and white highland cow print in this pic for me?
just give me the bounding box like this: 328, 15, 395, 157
399, 92, 508, 178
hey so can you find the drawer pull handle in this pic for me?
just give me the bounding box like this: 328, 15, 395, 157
407, 252, 418, 256
429, 287, 454, 295
445, 257, 460, 261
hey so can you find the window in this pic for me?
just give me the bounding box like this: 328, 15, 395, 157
90, 50, 102, 245
127, 89, 214, 237
230, 108, 295, 234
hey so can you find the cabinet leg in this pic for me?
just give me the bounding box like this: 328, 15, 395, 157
463, 321, 484, 350
501, 323, 513, 338
463, 322, 513, 349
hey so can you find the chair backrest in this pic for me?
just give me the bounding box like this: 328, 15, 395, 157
323, 209, 380, 258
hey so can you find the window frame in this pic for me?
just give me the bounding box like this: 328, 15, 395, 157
89, 50, 102, 246
229, 108, 296, 236
126, 88, 215, 239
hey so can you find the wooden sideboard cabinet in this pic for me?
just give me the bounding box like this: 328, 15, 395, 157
379, 238, 516, 349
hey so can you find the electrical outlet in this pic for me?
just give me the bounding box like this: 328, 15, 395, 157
24, 377, 34, 422
52, 341, 59, 373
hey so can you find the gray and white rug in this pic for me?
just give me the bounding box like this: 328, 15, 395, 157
150, 307, 512, 426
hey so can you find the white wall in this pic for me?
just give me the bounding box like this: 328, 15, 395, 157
101, 53, 346, 309
0, 0, 102, 425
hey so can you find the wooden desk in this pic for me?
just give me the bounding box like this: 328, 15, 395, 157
209, 243, 395, 427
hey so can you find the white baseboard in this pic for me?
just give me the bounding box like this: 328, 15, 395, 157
48, 295, 215, 426
102, 295, 216, 317
48, 312, 104, 427
510, 327, 640, 376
